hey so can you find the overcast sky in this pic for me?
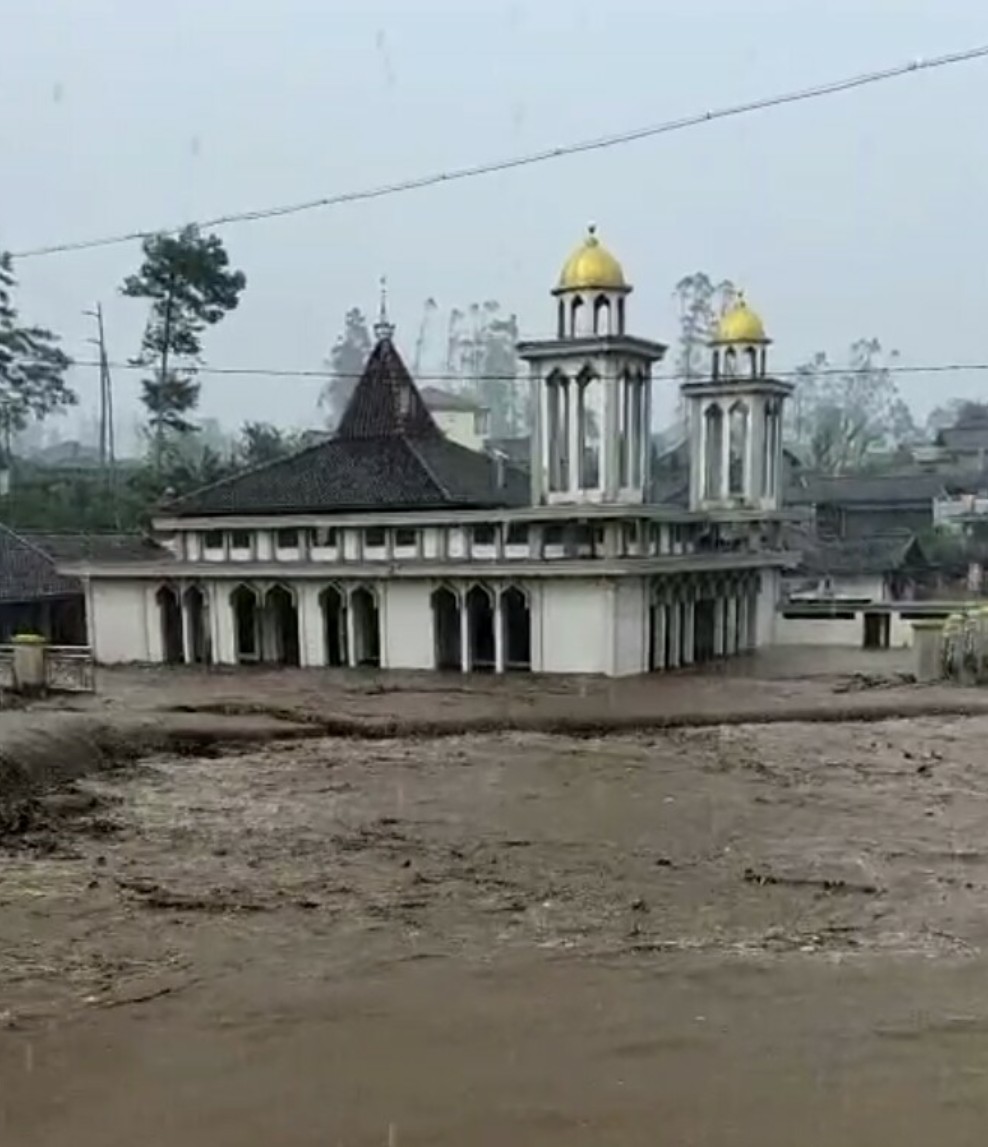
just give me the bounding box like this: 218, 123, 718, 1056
3, 0, 987, 447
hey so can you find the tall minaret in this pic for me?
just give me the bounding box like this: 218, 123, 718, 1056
681, 293, 792, 512
517, 226, 666, 506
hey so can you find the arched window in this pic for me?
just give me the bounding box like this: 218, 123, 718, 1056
546, 370, 570, 492
570, 295, 584, 337
704, 404, 724, 500
728, 401, 749, 498
577, 366, 601, 489
593, 295, 611, 336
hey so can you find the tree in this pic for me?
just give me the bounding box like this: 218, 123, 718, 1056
788, 338, 916, 474
0, 252, 75, 457
237, 421, 299, 468
443, 300, 524, 438
320, 308, 372, 425
672, 273, 735, 383
121, 225, 246, 455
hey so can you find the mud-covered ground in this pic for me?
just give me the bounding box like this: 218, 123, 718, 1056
5, 710, 988, 1144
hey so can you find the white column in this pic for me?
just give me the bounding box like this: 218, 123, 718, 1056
494, 590, 505, 674
736, 593, 749, 653
720, 402, 731, 502
747, 587, 759, 650
460, 590, 471, 673
713, 596, 725, 656
568, 380, 581, 494
180, 587, 193, 664
345, 591, 357, 668
683, 600, 695, 665
667, 603, 681, 669
652, 601, 666, 670
726, 596, 738, 656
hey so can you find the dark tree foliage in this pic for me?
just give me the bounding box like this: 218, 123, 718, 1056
0, 252, 75, 450
320, 308, 372, 425
121, 225, 246, 446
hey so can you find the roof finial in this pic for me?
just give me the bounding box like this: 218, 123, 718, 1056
587, 222, 598, 244
374, 275, 394, 341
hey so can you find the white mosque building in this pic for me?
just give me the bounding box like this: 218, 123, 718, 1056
60, 228, 795, 676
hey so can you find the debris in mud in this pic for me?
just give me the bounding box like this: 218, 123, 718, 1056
116, 877, 270, 914
742, 867, 881, 896
832, 672, 917, 694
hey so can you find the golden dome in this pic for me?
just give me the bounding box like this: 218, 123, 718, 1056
556, 225, 628, 292
715, 294, 769, 344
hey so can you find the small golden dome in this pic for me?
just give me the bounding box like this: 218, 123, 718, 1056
715, 294, 768, 344
556, 225, 628, 292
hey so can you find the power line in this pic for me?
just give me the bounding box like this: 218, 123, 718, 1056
66, 356, 988, 385
13, 43, 988, 260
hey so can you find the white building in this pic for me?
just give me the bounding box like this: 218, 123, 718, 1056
60, 229, 795, 676
420, 387, 490, 453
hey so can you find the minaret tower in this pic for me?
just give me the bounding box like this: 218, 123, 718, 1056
681, 293, 792, 512
517, 226, 666, 505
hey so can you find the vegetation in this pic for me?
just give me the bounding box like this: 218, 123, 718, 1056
121, 226, 246, 458
0, 252, 75, 457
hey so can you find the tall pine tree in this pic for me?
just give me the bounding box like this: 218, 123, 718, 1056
0, 252, 74, 459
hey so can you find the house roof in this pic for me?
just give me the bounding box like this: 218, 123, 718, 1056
0, 527, 162, 603
792, 528, 926, 578
788, 469, 988, 508
936, 422, 988, 452
420, 386, 486, 413
165, 336, 528, 517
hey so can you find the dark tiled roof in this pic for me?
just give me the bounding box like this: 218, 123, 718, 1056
167, 337, 528, 517
937, 423, 988, 451
0, 529, 166, 600
336, 339, 440, 440
788, 469, 988, 507
0, 525, 80, 603
792, 528, 925, 577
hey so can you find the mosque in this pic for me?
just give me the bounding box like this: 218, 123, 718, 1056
59, 228, 796, 676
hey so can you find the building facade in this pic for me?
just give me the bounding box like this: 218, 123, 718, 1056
60, 230, 796, 676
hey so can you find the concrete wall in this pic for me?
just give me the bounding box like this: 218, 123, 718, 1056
613, 578, 648, 676
90, 580, 152, 664
383, 582, 434, 670
538, 581, 610, 674
756, 569, 779, 648
775, 614, 862, 646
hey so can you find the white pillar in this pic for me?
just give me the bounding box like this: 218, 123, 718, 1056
747, 587, 759, 649
667, 603, 681, 669
460, 590, 471, 673
494, 590, 505, 674
720, 402, 731, 502
180, 587, 193, 664
736, 593, 749, 653
726, 596, 738, 656
652, 601, 667, 670
345, 592, 357, 668
683, 600, 695, 665
568, 380, 581, 494
713, 596, 725, 656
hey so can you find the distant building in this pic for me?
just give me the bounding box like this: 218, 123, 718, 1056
420, 387, 490, 452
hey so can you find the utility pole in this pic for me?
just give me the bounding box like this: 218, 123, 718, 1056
85, 304, 117, 524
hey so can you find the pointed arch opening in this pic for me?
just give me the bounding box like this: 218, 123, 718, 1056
577, 365, 601, 489
501, 586, 531, 671
183, 585, 211, 665
156, 585, 183, 665
570, 295, 585, 337
350, 586, 381, 668
263, 584, 300, 666
431, 585, 462, 671
723, 347, 738, 378
320, 585, 348, 667
466, 584, 495, 673
746, 346, 759, 377
546, 370, 570, 492
593, 295, 612, 336
230, 585, 260, 664
704, 404, 724, 501
728, 400, 749, 498
617, 296, 626, 335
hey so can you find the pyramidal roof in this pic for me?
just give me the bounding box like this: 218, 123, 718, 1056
336, 337, 441, 440
165, 335, 528, 518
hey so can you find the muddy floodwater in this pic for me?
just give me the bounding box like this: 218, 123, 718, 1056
5, 707, 988, 1145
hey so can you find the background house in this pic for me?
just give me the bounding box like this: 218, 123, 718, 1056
420, 387, 491, 453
